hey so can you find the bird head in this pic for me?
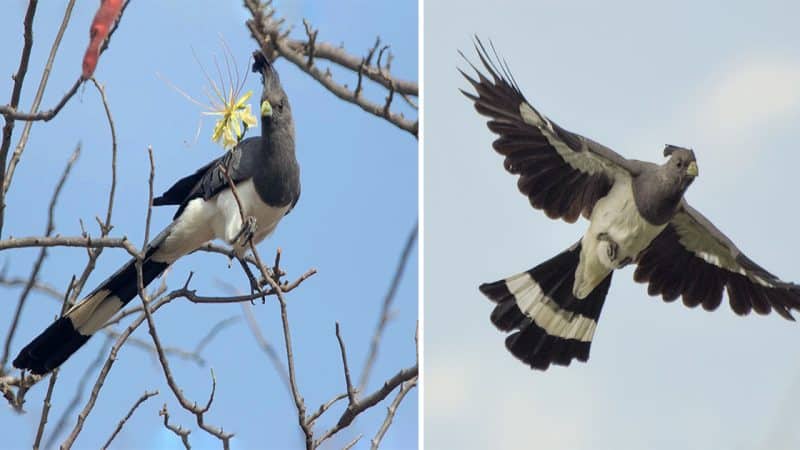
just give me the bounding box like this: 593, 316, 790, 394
663, 144, 698, 188
252, 50, 292, 131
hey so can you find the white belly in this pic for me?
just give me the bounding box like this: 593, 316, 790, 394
152, 179, 288, 262
574, 178, 666, 298
212, 179, 289, 254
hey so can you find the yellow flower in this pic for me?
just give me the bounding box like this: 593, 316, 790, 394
160, 41, 256, 152
205, 89, 257, 150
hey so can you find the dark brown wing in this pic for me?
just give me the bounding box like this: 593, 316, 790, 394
460, 37, 641, 223
634, 202, 800, 320
153, 138, 260, 219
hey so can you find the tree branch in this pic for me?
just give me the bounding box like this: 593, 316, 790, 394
101, 390, 158, 450
359, 224, 417, 390
1, 145, 79, 368
244, 0, 418, 137
370, 376, 417, 449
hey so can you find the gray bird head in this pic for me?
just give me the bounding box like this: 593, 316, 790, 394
663, 144, 698, 189
252, 51, 293, 131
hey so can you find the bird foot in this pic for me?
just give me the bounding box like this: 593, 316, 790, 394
597, 232, 616, 259
233, 216, 258, 248
597, 232, 630, 268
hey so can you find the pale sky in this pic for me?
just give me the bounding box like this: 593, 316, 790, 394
424, 1, 800, 449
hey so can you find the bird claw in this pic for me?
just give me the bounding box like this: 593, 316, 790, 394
597, 232, 614, 257
233, 216, 258, 248
597, 232, 633, 268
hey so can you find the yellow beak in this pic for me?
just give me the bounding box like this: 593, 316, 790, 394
687, 161, 699, 177
261, 99, 272, 117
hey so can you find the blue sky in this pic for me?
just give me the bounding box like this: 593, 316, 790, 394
425, 1, 800, 449
0, 1, 417, 449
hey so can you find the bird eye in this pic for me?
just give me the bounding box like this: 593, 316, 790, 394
676, 160, 682, 168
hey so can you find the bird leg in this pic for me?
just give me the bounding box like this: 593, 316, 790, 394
597, 232, 632, 268
233, 216, 258, 248
236, 255, 265, 304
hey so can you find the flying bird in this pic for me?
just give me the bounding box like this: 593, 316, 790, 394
14, 52, 300, 375
461, 38, 800, 371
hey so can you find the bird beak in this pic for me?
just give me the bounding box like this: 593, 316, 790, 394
261, 99, 273, 117
686, 161, 698, 177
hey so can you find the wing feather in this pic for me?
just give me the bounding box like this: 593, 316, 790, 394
461, 37, 641, 223
635, 203, 800, 320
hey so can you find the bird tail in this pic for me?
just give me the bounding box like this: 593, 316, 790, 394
13, 236, 171, 375
479, 241, 613, 370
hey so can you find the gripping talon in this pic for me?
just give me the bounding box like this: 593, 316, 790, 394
233, 216, 258, 247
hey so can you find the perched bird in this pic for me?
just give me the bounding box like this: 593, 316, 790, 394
461, 39, 800, 371
14, 52, 300, 375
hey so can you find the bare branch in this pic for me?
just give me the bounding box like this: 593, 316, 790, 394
32, 368, 58, 450
144, 146, 155, 247
370, 376, 418, 450
30, 278, 78, 445
335, 323, 356, 405
159, 404, 192, 450
359, 224, 417, 389
90, 78, 118, 233
344, 434, 363, 450
307, 392, 348, 426
60, 291, 174, 449
241, 303, 290, 390
1, 0, 131, 235
0, 274, 64, 301
244, 0, 418, 137
102, 390, 159, 450
0, 0, 40, 233
136, 270, 234, 448
44, 336, 111, 449
221, 161, 316, 448
194, 316, 240, 355
2, 145, 80, 367
0, 0, 76, 237
314, 364, 418, 447
0, 235, 140, 256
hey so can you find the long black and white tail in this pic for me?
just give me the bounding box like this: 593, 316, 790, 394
13, 241, 170, 375
479, 242, 612, 370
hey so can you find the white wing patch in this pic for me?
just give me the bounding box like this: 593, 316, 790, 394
505, 272, 597, 342
65, 289, 124, 335
670, 212, 775, 287
518, 102, 627, 181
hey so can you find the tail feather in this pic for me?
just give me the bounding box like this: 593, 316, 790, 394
480, 241, 613, 370
13, 256, 168, 375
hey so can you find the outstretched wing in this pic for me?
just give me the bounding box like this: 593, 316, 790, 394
634, 202, 800, 319
460, 37, 642, 223
153, 138, 261, 218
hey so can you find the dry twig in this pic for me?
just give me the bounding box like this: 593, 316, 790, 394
244, 0, 418, 137
101, 390, 159, 450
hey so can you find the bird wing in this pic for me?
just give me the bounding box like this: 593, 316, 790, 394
153, 138, 261, 219
634, 202, 800, 319
461, 38, 642, 223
